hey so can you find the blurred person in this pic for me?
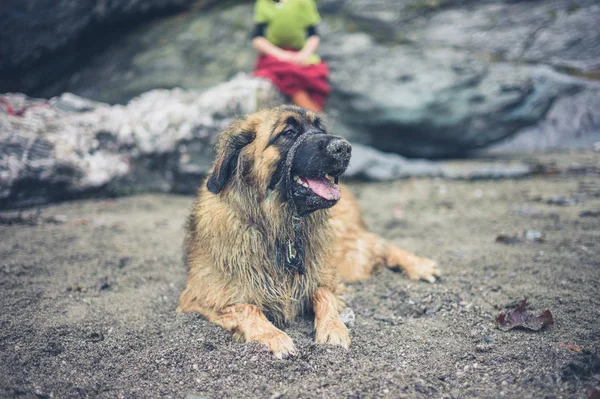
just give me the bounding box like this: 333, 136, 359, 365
252, 0, 330, 113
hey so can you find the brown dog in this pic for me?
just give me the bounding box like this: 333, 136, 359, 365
177, 106, 440, 358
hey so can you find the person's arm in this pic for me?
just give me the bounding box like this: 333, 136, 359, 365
251, 23, 295, 62
252, 36, 295, 62
293, 35, 320, 65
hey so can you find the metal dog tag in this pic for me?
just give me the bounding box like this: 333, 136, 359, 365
286, 240, 297, 263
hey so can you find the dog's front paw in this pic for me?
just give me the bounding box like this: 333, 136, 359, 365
250, 329, 297, 359
316, 320, 351, 349
405, 257, 441, 283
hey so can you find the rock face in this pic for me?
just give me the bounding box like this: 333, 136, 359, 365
3, 0, 600, 157
0, 0, 200, 71
486, 85, 600, 153
26, 2, 259, 105
320, 0, 600, 156
1, 76, 536, 209
0, 76, 284, 209
323, 47, 593, 157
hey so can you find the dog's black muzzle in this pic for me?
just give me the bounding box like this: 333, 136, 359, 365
291, 135, 352, 178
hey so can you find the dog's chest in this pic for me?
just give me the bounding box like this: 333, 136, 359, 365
253, 266, 320, 324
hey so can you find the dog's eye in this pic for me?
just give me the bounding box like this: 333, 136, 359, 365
282, 129, 296, 137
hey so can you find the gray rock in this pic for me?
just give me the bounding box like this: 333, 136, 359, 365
319, 0, 600, 156
486, 86, 600, 153
12, 0, 597, 157
324, 36, 586, 156
0, 0, 202, 71
524, 3, 600, 72
416, 0, 600, 71
1, 75, 538, 209
0, 75, 284, 209
339, 307, 355, 328
33, 3, 257, 104
346, 144, 532, 180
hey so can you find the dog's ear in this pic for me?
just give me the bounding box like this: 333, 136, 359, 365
207, 129, 255, 194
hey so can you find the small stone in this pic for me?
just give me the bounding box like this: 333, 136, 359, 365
50, 214, 68, 223
340, 307, 356, 327
95, 276, 111, 291
426, 302, 442, 315
86, 331, 104, 342
546, 195, 578, 206
524, 230, 545, 242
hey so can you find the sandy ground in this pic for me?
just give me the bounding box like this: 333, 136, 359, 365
1, 152, 599, 399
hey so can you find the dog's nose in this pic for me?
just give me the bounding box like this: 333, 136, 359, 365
326, 138, 352, 162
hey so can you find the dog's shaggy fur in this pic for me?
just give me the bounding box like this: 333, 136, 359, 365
178, 106, 439, 358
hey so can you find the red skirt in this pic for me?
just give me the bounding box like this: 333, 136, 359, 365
253, 53, 330, 109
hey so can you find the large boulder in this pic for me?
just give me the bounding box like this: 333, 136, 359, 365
21, 2, 258, 104
1, 75, 537, 209
0, 76, 284, 209
322, 41, 592, 156
0, 0, 220, 97
486, 85, 600, 153
0, 0, 202, 71
319, 0, 600, 156
2, 0, 600, 157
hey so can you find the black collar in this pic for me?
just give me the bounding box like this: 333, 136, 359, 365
279, 130, 318, 274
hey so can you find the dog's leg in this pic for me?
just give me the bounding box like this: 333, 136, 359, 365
313, 287, 350, 348
178, 301, 297, 359
384, 242, 440, 283
335, 231, 440, 283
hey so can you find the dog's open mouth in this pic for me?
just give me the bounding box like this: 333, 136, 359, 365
293, 175, 341, 201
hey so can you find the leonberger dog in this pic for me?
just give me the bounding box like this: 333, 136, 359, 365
177, 105, 440, 358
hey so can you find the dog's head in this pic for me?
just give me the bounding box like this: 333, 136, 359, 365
206, 106, 352, 216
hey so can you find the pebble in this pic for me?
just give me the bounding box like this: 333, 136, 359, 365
339, 307, 356, 327
524, 230, 544, 241
546, 195, 578, 206
475, 344, 492, 353
426, 302, 442, 315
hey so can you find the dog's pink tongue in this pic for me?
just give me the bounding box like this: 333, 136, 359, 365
301, 177, 341, 201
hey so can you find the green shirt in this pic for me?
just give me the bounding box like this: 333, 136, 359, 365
254, 0, 321, 64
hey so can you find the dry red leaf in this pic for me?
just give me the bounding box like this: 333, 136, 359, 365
588, 387, 600, 399
560, 343, 583, 352
496, 299, 554, 331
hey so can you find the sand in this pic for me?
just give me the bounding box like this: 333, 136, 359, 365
1, 152, 599, 399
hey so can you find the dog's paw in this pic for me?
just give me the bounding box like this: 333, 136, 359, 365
251, 329, 297, 359
405, 257, 441, 283
316, 320, 351, 349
